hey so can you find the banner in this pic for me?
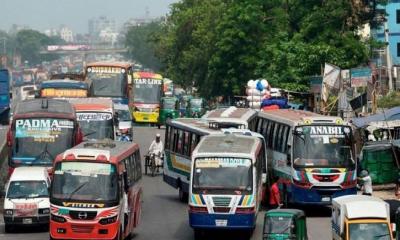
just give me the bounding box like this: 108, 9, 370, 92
321, 63, 340, 102
77, 112, 112, 121
350, 93, 367, 110
351, 67, 371, 87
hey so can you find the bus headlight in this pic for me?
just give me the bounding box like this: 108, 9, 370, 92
39, 208, 50, 214
51, 214, 66, 223
99, 215, 118, 225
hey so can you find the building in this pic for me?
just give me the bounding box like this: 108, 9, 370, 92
60, 27, 74, 43
88, 16, 117, 43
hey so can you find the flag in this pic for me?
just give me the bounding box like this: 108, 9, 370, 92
321, 63, 340, 102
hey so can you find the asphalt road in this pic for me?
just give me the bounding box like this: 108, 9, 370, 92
0, 126, 332, 240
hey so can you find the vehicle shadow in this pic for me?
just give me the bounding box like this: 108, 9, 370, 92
293, 204, 332, 218
2, 224, 48, 234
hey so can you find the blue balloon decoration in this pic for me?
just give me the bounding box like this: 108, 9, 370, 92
256, 80, 264, 92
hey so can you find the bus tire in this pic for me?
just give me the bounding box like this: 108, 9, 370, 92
4, 224, 12, 233
178, 186, 188, 202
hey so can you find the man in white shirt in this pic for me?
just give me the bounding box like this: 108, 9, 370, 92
358, 170, 372, 196
148, 133, 164, 170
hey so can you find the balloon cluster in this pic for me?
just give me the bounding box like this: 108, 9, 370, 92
246, 79, 270, 108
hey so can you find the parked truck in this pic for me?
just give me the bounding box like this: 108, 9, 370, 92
332, 195, 393, 240
0, 69, 10, 125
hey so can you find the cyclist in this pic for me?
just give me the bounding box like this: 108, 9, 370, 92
148, 133, 164, 172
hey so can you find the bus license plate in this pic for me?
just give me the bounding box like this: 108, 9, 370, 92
322, 197, 331, 202
23, 218, 32, 224
215, 219, 227, 227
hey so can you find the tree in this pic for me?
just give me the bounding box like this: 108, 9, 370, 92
151, 0, 387, 96
125, 21, 163, 71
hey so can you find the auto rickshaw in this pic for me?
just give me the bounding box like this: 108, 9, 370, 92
186, 97, 206, 118
159, 96, 179, 126
263, 209, 308, 240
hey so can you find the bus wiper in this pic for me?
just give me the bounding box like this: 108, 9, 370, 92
33, 143, 54, 165
374, 233, 390, 238
66, 182, 89, 202
84, 130, 97, 137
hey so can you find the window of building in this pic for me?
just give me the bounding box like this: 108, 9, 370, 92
397, 9, 400, 24
397, 42, 400, 57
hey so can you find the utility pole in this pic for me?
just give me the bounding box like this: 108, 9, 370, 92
385, 21, 394, 91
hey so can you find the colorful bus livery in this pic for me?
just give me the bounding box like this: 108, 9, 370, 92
7, 99, 83, 173
252, 109, 357, 205
85, 62, 132, 104
50, 140, 142, 240
131, 72, 163, 124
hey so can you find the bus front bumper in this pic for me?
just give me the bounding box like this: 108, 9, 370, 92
50, 220, 119, 240
189, 212, 256, 230
133, 112, 158, 123
291, 185, 357, 205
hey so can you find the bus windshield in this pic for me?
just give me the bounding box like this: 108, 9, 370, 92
7, 181, 49, 199
293, 125, 354, 168
132, 79, 162, 104
88, 72, 126, 98
349, 222, 391, 240
162, 99, 177, 109
52, 162, 118, 202
77, 112, 114, 140
12, 118, 74, 166
192, 157, 252, 194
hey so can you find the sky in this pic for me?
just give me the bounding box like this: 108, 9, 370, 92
0, 0, 178, 33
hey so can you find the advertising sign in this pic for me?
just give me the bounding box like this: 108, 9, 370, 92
15, 118, 74, 142
134, 78, 162, 85
351, 67, 371, 87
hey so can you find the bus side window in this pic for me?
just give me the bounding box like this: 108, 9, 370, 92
135, 151, 142, 181
177, 130, 184, 155
190, 133, 197, 155
281, 126, 289, 153
169, 127, 175, 151
267, 121, 274, 148
173, 128, 179, 153
183, 131, 190, 157
130, 154, 136, 183
256, 118, 263, 133
272, 123, 280, 150
276, 124, 283, 152
124, 158, 132, 186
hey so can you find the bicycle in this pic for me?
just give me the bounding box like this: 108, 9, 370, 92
145, 152, 157, 177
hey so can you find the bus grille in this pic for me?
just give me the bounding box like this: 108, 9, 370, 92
213, 207, 230, 213
212, 197, 231, 207
69, 210, 97, 220
71, 224, 94, 233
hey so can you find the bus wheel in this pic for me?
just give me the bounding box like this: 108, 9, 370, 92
178, 187, 188, 202
4, 224, 13, 233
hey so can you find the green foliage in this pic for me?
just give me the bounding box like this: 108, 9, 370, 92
126, 0, 387, 97
378, 91, 400, 109
125, 21, 163, 71
15, 29, 63, 65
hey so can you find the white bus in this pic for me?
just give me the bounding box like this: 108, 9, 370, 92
251, 109, 357, 205
164, 118, 219, 201
188, 134, 263, 237
202, 106, 257, 129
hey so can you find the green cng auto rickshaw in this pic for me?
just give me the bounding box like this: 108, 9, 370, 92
159, 97, 179, 126
187, 97, 206, 118
263, 209, 308, 240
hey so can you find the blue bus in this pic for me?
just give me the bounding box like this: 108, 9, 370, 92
0, 69, 10, 125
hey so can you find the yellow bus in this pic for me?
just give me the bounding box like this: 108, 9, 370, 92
130, 72, 163, 124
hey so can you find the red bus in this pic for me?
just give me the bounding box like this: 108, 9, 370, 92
49, 140, 142, 240
7, 99, 83, 176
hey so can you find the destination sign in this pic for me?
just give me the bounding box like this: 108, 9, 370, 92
77, 112, 112, 121
134, 78, 162, 85
88, 67, 124, 74
41, 88, 87, 98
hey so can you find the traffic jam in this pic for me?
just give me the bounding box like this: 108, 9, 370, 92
1, 65, 400, 240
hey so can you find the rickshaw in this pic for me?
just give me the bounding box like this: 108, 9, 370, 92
263, 209, 308, 240
159, 97, 179, 126
186, 97, 206, 118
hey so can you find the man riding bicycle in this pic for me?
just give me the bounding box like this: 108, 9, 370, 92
148, 133, 164, 172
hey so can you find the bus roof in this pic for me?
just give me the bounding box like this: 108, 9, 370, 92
195, 134, 260, 156
203, 107, 256, 120
258, 109, 345, 126
86, 62, 132, 69
168, 118, 220, 135
40, 79, 88, 89
67, 98, 113, 112
133, 71, 163, 79
14, 99, 76, 118
60, 140, 139, 164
